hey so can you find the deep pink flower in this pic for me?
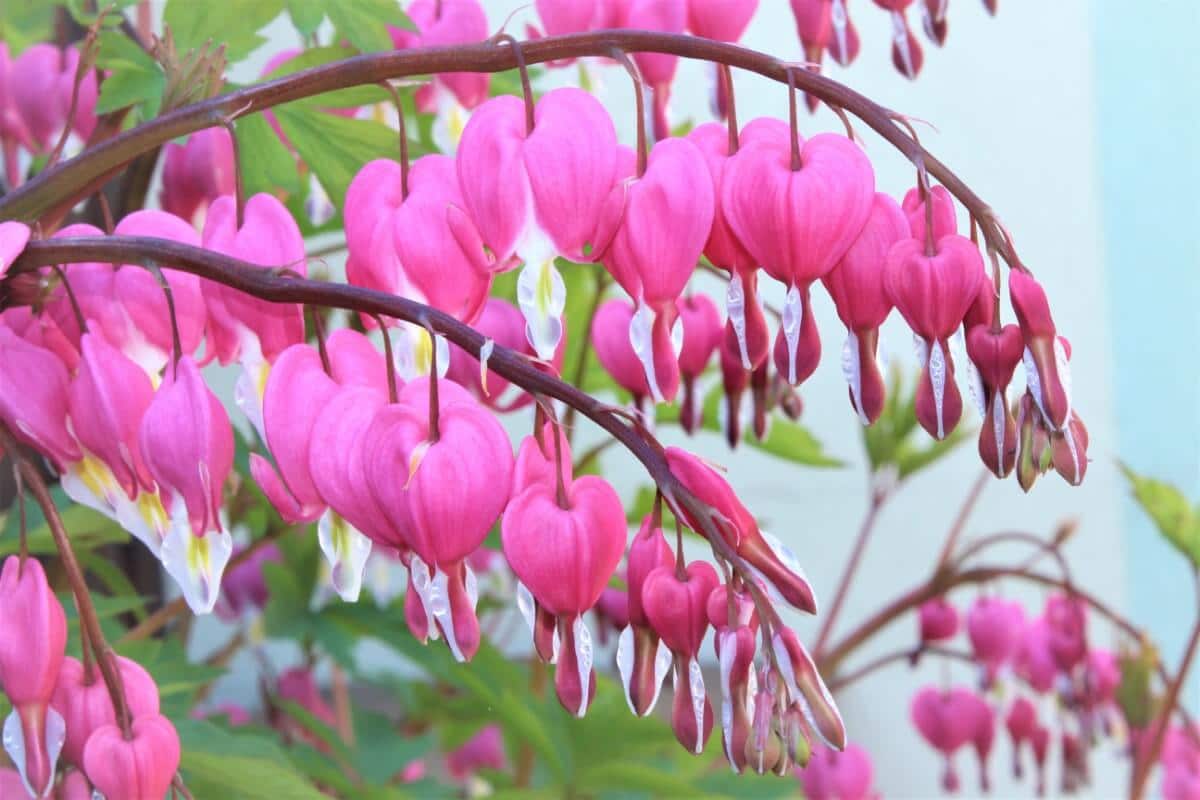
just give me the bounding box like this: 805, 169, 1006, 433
643, 561, 720, 753
50, 655, 160, 768
138, 356, 234, 613
503, 434, 625, 714
1082, 649, 1120, 708
965, 323, 1023, 477
366, 379, 514, 662
276, 667, 337, 728
723, 125, 875, 386
966, 692, 996, 792
0, 557, 67, 798
712, 619, 756, 772
10, 44, 96, 152
618, 516, 675, 718
445, 724, 507, 781
591, 298, 653, 405
624, 0, 687, 140
677, 293, 722, 433
1012, 618, 1057, 694
1005, 696, 1038, 778
0, 45, 34, 184
82, 714, 180, 800
1043, 592, 1088, 670
873, 1, 924, 78
800, 742, 877, 800
1008, 269, 1072, 431
884, 234, 984, 439
719, 333, 751, 448
160, 128, 236, 227
822, 192, 908, 423
58, 768, 93, 800
0, 323, 79, 469
918, 597, 960, 643
966, 596, 1024, 681
910, 686, 977, 792
902, 184, 957, 242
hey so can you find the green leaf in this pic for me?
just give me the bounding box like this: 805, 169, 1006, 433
327, 0, 411, 53
287, 0, 325, 37
234, 112, 302, 198
575, 762, 723, 799
624, 485, 678, 531
275, 103, 398, 208
164, 0, 286, 63
862, 366, 971, 480
1122, 463, 1200, 567
95, 29, 167, 118
177, 718, 325, 799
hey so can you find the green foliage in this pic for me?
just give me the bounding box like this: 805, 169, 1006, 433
1121, 464, 1200, 568
862, 366, 971, 480
163, 0, 285, 64
0, 0, 58, 54
235, 111, 302, 198
177, 718, 327, 799
94, 28, 165, 119
274, 104, 400, 209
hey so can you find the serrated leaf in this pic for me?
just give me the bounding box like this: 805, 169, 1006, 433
1121, 464, 1200, 567
164, 0, 285, 63
275, 104, 399, 208
234, 111, 302, 197
327, 0, 410, 53
287, 0, 325, 37
178, 719, 325, 799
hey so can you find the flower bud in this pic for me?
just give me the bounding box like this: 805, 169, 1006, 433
83, 714, 180, 800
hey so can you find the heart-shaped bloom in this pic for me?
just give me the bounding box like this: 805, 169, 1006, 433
455, 90, 619, 359
616, 516, 675, 718
160, 128, 236, 227
50, 655, 160, 769
723, 128, 875, 385
677, 294, 723, 434
966, 596, 1025, 682
365, 378, 513, 662
643, 561, 721, 753
82, 714, 180, 800
884, 234, 985, 439
503, 435, 625, 715
0, 324, 79, 469
965, 692, 996, 792
1009, 269, 1072, 431
0, 557, 67, 799
624, 0, 687, 140
1012, 618, 1057, 694
686, 122, 771, 370
598, 137, 714, 402
965, 323, 1023, 476
918, 597, 959, 643
708, 583, 758, 772
10, 44, 97, 152
1043, 592, 1088, 670
791, 0, 860, 68
591, 298, 653, 406
902, 184, 957, 242
822, 192, 908, 424
666, 447, 817, 613
910, 685, 978, 792
800, 743, 876, 800
138, 357, 234, 614
1005, 696, 1038, 778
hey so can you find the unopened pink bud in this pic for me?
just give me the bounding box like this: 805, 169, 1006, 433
82, 714, 180, 800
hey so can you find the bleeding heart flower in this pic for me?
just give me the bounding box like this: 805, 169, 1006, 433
822, 192, 908, 424
591, 298, 653, 407
1043, 592, 1088, 670
902, 184, 957, 242
677, 294, 722, 434
711, 607, 757, 772
160, 128, 236, 228
965, 323, 1023, 476
82, 714, 180, 800
445, 724, 508, 781
1005, 696, 1038, 779
50, 655, 160, 769
666, 447, 817, 613
799, 742, 877, 800
1082, 649, 1120, 709
10, 44, 96, 152
686, 122, 771, 370
1009, 269, 1072, 431
138, 357, 234, 614
643, 560, 721, 753
687, 1, 759, 117
1012, 617, 1057, 693
965, 692, 996, 793
772, 627, 847, 750
503, 435, 626, 715
723, 126, 875, 385
215, 542, 282, 621
918, 597, 960, 643
598, 137, 714, 402
617, 516, 675, 718
910, 685, 977, 792
622, 0, 687, 140
0, 323, 79, 469
884, 234, 985, 439
0, 557, 67, 799
876, 1, 924, 78
966, 596, 1025, 683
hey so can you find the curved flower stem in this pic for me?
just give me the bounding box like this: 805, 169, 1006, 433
1130, 568, 1200, 800
13, 235, 779, 646
0, 423, 133, 738
0, 31, 1021, 271
933, 467, 990, 569
813, 485, 889, 658
827, 644, 974, 692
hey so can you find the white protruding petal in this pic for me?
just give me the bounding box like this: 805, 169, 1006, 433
912, 333, 930, 372
726, 273, 752, 370
992, 391, 1007, 466
394, 325, 450, 381
653, 638, 672, 706
317, 510, 373, 602
572, 616, 594, 718
160, 513, 233, 615
478, 338, 495, 395
670, 315, 684, 358
517, 582, 537, 636
1022, 346, 1046, 420
718, 631, 737, 770
966, 356, 986, 417
409, 555, 440, 642
617, 625, 637, 715
1062, 422, 1083, 484
920, 1, 935, 40
841, 331, 869, 425
430, 83, 470, 155
1054, 336, 1074, 424
429, 564, 468, 662
113, 489, 171, 560
892, 11, 914, 76
305, 172, 336, 227
3, 707, 65, 799
688, 657, 707, 754
771, 633, 799, 700
781, 285, 803, 385
761, 530, 816, 612
234, 357, 271, 444
629, 302, 664, 403
832, 0, 850, 58
517, 257, 566, 360
928, 339, 948, 440
60, 454, 123, 522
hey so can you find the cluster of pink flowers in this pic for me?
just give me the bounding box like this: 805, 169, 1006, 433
1159, 725, 1200, 800
791, 0, 998, 92
0, 556, 177, 799
0, 43, 98, 188
911, 592, 1120, 795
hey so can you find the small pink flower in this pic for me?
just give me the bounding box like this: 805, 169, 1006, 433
677, 294, 723, 434
10, 44, 96, 152
910, 685, 977, 792
1005, 696, 1038, 778
1009, 269, 1072, 431
800, 742, 877, 800
0, 556, 67, 798
902, 184, 957, 242
618, 516, 675, 718
1043, 592, 1088, 670
624, 0, 688, 140
160, 128, 236, 227
215, 542, 282, 620
592, 298, 652, 404
276, 667, 337, 729
1012, 618, 1057, 694
82, 714, 180, 800
918, 597, 960, 643
445, 724, 507, 781
392, 0, 490, 112
965, 323, 1024, 477
966, 596, 1025, 682
1082, 649, 1120, 708
0, 323, 79, 470
50, 655, 160, 768
966, 692, 996, 792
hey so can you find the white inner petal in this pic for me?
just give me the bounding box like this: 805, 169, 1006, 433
629, 302, 665, 403
842, 331, 869, 426
429, 564, 467, 662
928, 339, 948, 440
992, 391, 1007, 467
409, 555, 440, 642
159, 507, 233, 615
478, 338, 495, 394
517, 257, 566, 361
781, 285, 803, 385
892, 11, 914, 75
832, 0, 850, 57
317, 509, 373, 603
617, 625, 637, 715
689, 657, 707, 754
573, 616, 594, 718
725, 273, 752, 370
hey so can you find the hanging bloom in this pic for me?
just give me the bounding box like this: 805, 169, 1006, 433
617, 516, 675, 718
707, 582, 759, 772
0, 324, 79, 469
918, 597, 960, 643
503, 428, 625, 715
719, 333, 751, 448
799, 743, 877, 800
1082, 649, 1120, 710
642, 559, 721, 753
366, 378, 514, 662
965, 692, 996, 792
902, 184, 957, 242
0, 557, 67, 799
1043, 592, 1088, 670
82, 714, 180, 800
138, 357, 234, 614
591, 298, 654, 410
1005, 696, 1038, 778
390, 0, 491, 153
965, 323, 1023, 477
772, 627, 847, 750
454, 89, 619, 359
920, 0, 951, 45
624, 0, 688, 141
666, 447, 817, 613
0, 45, 34, 186
884, 232, 985, 439
966, 596, 1025, 683
677, 294, 722, 434
598, 137, 714, 402
687, 122, 772, 371
1012, 618, 1057, 693
687, 1, 758, 117
10, 44, 97, 152
872, 0, 924, 78
50, 655, 160, 769
445, 724, 508, 781
822, 192, 908, 424
274, 667, 337, 748
910, 686, 978, 792
160, 127, 236, 228
1008, 269, 1072, 431
723, 123, 875, 387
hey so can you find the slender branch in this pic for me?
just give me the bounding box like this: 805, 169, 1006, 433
933, 467, 989, 569
828, 645, 974, 692
0, 423, 132, 737
0, 31, 1021, 271
813, 486, 889, 656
